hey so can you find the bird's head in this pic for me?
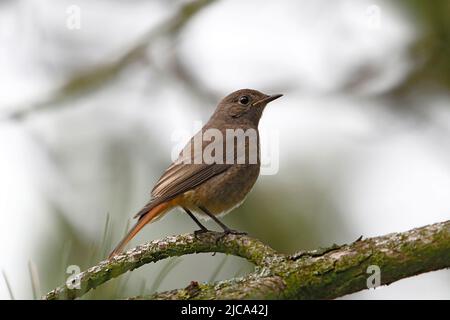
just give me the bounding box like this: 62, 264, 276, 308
212, 89, 283, 126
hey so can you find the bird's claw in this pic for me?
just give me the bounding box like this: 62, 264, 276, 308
194, 229, 209, 238
215, 229, 247, 243
224, 229, 247, 236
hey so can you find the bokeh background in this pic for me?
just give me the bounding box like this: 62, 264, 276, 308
1, 0, 449, 299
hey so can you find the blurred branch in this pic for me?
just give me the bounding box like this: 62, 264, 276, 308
8, 0, 216, 120
43, 220, 450, 300
389, 0, 450, 96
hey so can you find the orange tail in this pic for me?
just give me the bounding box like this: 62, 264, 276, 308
108, 202, 171, 258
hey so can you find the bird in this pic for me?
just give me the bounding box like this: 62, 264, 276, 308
109, 89, 282, 258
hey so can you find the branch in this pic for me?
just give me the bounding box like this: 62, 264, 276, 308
7, 0, 216, 120
43, 220, 450, 300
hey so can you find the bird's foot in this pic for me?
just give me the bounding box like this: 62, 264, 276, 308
194, 228, 210, 238
223, 229, 247, 236
215, 229, 247, 243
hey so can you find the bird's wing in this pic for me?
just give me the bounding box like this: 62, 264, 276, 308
134, 130, 232, 218
154, 162, 231, 199
133, 162, 230, 219
134, 127, 237, 219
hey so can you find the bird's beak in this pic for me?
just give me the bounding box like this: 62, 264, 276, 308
253, 94, 283, 107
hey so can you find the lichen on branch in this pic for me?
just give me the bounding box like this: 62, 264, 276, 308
43, 220, 450, 300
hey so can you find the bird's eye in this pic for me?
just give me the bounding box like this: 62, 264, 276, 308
238, 96, 250, 105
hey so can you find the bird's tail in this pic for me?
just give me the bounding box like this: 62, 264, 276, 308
108, 202, 171, 258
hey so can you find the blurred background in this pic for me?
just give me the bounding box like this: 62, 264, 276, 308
0, 0, 449, 299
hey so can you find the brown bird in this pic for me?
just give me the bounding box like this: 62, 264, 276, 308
109, 89, 282, 258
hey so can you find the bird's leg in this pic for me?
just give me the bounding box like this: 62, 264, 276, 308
198, 206, 247, 236
183, 207, 210, 236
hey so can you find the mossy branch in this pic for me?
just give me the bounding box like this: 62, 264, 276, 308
43, 220, 450, 300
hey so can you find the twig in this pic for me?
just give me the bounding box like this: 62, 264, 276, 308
2, 270, 15, 300
7, 0, 216, 120
28, 260, 42, 300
